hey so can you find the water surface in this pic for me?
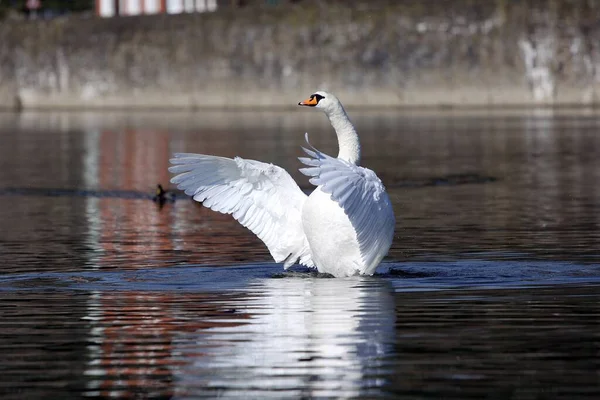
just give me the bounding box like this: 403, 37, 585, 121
0, 109, 598, 399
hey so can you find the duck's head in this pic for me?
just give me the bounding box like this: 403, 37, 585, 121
298, 91, 342, 114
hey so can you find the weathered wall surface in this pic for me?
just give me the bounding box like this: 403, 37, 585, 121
1, 0, 600, 109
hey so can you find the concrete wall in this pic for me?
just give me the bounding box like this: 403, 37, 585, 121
1, 0, 600, 109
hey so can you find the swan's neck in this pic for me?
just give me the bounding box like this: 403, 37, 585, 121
325, 106, 361, 164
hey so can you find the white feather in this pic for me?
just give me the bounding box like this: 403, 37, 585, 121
298, 134, 395, 272
169, 155, 314, 268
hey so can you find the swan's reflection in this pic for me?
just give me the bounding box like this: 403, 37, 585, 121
174, 276, 396, 398
84, 275, 395, 398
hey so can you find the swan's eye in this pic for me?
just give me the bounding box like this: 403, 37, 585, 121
311, 94, 325, 102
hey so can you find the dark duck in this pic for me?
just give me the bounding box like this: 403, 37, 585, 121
152, 184, 176, 206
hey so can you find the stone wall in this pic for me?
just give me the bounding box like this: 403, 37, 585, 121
1, 0, 599, 109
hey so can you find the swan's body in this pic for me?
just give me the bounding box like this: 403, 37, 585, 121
169, 91, 395, 277
302, 187, 363, 277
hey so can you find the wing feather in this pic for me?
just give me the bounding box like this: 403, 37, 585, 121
298, 133, 395, 271
169, 154, 314, 268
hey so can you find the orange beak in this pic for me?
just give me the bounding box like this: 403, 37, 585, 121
298, 96, 318, 107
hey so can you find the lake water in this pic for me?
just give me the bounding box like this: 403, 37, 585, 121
0, 109, 599, 399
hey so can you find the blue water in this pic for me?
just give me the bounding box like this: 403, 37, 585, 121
1, 260, 600, 293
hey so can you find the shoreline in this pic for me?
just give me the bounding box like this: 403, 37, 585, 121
1, 1, 599, 110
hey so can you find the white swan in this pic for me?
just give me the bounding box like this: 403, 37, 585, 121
169, 91, 395, 277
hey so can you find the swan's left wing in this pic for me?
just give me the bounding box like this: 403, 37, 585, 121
169, 154, 314, 269
298, 134, 395, 269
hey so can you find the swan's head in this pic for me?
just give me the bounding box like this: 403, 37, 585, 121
298, 91, 342, 113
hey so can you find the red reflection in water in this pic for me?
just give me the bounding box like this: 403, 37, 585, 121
87, 128, 271, 270
86, 290, 250, 398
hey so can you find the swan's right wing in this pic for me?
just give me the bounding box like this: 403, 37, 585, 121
298, 134, 395, 270
169, 154, 314, 268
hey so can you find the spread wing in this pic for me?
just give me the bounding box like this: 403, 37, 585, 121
298, 133, 395, 269
169, 154, 314, 268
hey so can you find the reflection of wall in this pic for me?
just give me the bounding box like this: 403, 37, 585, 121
84, 290, 251, 398
389, 108, 600, 261
1, 109, 599, 269
83, 127, 178, 267
78, 120, 273, 269
0, 114, 91, 271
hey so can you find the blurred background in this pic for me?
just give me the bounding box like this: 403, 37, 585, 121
1, 0, 600, 109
